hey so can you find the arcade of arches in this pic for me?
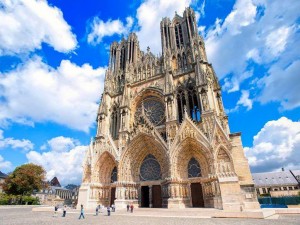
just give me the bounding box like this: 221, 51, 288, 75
77, 7, 259, 211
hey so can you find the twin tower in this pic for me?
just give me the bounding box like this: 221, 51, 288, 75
77, 7, 259, 211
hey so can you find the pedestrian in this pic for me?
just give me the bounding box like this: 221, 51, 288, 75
107, 206, 111, 216
111, 204, 115, 212
53, 205, 58, 217
62, 205, 67, 217
130, 204, 134, 213
78, 204, 85, 219
95, 205, 99, 216
127, 204, 129, 212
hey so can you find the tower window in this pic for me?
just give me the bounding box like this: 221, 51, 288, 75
110, 107, 120, 139
175, 23, 183, 48
176, 82, 201, 123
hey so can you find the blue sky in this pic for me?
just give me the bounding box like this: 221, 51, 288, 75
0, 0, 300, 186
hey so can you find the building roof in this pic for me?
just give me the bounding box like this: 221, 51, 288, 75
252, 171, 298, 187
0, 171, 8, 179
50, 177, 61, 187
291, 170, 300, 183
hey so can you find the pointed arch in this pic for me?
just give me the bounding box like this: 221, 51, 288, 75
216, 147, 234, 174
171, 137, 212, 179
172, 55, 177, 70
119, 133, 169, 182
95, 151, 118, 184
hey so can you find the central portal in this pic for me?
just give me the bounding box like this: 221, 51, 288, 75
141, 186, 150, 207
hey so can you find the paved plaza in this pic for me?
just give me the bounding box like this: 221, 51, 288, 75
1, 206, 300, 225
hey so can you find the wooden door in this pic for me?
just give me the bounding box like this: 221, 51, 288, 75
110, 187, 116, 205
152, 185, 162, 208
141, 186, 150, 207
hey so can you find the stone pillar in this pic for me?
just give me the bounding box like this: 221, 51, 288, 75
149, 185, 152, 208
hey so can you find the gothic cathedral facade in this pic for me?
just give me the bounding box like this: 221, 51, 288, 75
77, 8, 259, 210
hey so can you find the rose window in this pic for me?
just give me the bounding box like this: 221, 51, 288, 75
188, 157, 201, 178
140, 154, 162, 181
135, 97, 165, 126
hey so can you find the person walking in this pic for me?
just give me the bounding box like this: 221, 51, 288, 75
107, 206, 111, 216
111, 204, 115, 212
62, 205, 67, 217
130, 204, 134, 213
95, 205, 99, 216
53, 205, 58, 217
78, 204, 85, 219
127, 204, 130, 212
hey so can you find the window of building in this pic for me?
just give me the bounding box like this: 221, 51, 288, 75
110, 107, 120, 139
120, 46, 126, 71
188, 157, 201, 178
111, 167, 117, 183
140, 154, 161, 181
176, 82, 201, 123
175, 23, 183, 48
135, 97, 165, 126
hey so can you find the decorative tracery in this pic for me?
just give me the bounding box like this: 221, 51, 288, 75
111, 167, 118, 183
176, 81, 201, 123
140, 154, 162, 181
188, 157, 201, 178
135, 97, 165, 126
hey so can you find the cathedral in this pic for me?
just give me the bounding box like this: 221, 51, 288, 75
77, 7, 259, 210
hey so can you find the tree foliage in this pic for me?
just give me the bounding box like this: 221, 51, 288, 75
3, 163, 47, 195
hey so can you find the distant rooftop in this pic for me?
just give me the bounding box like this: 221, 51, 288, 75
252, 170, 298, 187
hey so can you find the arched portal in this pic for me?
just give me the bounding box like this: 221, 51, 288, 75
94, 152, 118, 206
118, 134, 168, 208
171, 137, 212, 208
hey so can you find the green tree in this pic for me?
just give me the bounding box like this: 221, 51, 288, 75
3, 163, 47, 195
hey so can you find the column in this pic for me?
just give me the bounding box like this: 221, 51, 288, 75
149, 185, 153, 208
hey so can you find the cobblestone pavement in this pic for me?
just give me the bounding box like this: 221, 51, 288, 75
1, 207, 300, 225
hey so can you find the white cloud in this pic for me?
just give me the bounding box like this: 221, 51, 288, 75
225, 89, 253, 113
136, 0, 192, 53
265, 26, 291, 57
0, 129, 33, 151
0, 0, 77, 55
0, 57, 106, 132
237, 90, 253, 110
258, 59, 300, 110
245, 117, 300, 172
204, 0, 300, 98
41, 136, 79, 152
27, 136, 86, 185
87, 16, 134, 45
0, 155, 12, 171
